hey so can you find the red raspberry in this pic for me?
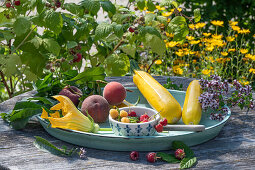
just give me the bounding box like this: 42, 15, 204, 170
159, 118, 168, 126
140, 114, 149, 122
146, 152, 157, 163
140, 119, 148, 123
6, 2, 12, 8
175, 149, 186, 160
55, 0, 61, 8
14, 1, 20, 6
154, 123, 163, 132
129, 27, 135, 33
73, 53, 82, 63
128, 111, 137, 117
130, 151, 139, 161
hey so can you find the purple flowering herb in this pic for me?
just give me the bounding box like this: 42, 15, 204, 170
79, 148, 87, 159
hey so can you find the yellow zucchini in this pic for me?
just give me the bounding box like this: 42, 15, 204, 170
133, 70, 182, 124
182, 80, 202, 125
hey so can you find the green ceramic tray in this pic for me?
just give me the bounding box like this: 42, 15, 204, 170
37, 87, 231, 151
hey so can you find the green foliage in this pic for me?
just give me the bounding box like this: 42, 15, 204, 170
157, 152, 181, 163
144, 34, 166, 56
168, 16, 189, 42
104, 53, 130, 76
13, 17, 31, 36
95, 22, 113, 40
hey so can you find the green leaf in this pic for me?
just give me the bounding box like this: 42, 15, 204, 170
137, 0, 146, 10
10, 117, 30, 130
2, 54, 22, 77
157, 16, 168, 25
157, 152, 181, 163
140, 26, 161, 39
36, 0, 45, 14
145, 13, 156, 25
104, 53, 130, 76
100, 1, 116, 15
147, 0, 156, 11
129, 59, 140, 73
194, 9, 201, 23
27, 97, 55, 105
43, 11, 63, 34
144, 34, 166, 56
13, 101, 42, 110
13, 17, 31, 36
161, 0, 179, 8
9, 108, 42, 122
113, 24, 124, 38
180, 157, 197, 169
43, 38, 61, 56
70, 67, 106, 82
67, 41, 78, 49
121, 44, 136, 58
64, 3, 84, 16
29, 37, 43, 49
95, 22, 113, 40
168, 16, 189, 42
172, 141, 194, 158
34, 136, 67, 156
80, 0, 100, 16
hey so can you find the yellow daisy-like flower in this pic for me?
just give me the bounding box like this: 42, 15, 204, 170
221, 52, 228, 56
238, 29, 250, 34
228, 48, 236, 52
229, 21, 238, 26
245, 54, 255, 61
192, 59, 197, 63
166, 32, 174, 38
170, 8, 182, 12
240, 48, 248, 54
189, 51, 196, 55
186, 36, 195, 41
175, 51, 184, 57
173, 65, 183, 75
195, 22, 206, 29
205, 45, 214, 52
231, 26, 241, 32
212, 34, 223, 39
190, 40, 200, 45
167, 18, 171, 23
211, 20, 224, 27
156, 5, 165, 11
253, 34, 255, 38
162, 12, 173, 17
189, 24, 196, 30
203, 33, 211, 37
202, 69, 211, 75
146, 11, 155, 14
166, 41, 178, 48
154, 59, 162, 65
239, 80, 250, 86
226, 36, 235, 42
249, 68, 255, 74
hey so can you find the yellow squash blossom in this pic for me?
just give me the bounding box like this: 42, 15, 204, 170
195, 23, 206, 29
156, 5, 165, 11
240, 48, 248, 54
155, 59, 162, 65
41, 95, 100, 133
211, 20, 224, 27
221, 52, 228, 56
202, 69, 211, 75
229, 21, 238, 26
203, 33, 211, 37
226, 36, 235, 42
228, 48, 236, 52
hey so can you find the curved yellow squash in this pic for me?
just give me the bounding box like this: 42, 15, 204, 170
133, 70, 182, 124
182, 80, 202, 125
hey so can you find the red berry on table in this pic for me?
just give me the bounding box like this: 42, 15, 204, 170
146, 152, 157, 163
73, 53, 82, 63
14, 1, 20, 6
159, 118, 168, 126
6, 2, 12, 8
128, 111, 137, 117
130, 151, 139, 161
129, 27, 135, 33
140, 114, 149, 122
154, 123, 163, 132
175, 149, 186, 160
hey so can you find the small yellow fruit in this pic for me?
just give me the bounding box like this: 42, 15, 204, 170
121, 117, 130, 123
120, 110, 128, 117
110, 109, 119, 119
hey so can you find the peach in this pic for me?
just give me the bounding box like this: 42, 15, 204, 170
103, 82, 126, 105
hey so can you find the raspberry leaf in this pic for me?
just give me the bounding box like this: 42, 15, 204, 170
180, 157, 197, 169
172, 141, 194, 158
157, 152, 180, 163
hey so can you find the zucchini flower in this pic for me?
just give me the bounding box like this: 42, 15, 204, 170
41, 95, 99, 133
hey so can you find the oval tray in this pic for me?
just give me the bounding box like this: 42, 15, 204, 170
37, 87, 231, 151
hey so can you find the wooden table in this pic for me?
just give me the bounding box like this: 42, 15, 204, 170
1, 76, 255, 170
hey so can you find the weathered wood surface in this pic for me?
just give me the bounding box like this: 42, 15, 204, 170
0, 76, 255, 170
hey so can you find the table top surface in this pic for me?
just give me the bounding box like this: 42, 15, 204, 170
0, 76, 255, 170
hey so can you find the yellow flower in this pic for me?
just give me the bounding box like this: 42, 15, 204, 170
189, 51, 196, 55
211, 20, 224, 27
221, 52, 228, 56
146, 11, 155, 14
203, 33, 211, 37
195, 23, 206, 29
162, 12, 173, 17
143, 7, 148, 11
231, 25, 241, 32
202, 69, 211, 75
166, 41, 178, 48
175, 50, 184, 57
212, 34, 223, 39
190, 40, 200, 45
240, 48, 248, 54
166, 32, 174, 38
229, 21, 238, 26
167, 18, 171, 23
173, 65, 183, 75
228, 48, 236, 52
170, 8, 182, 12
50, 111, 60, 118
205, 45, 214, 51
156, 6, 165, 11
189, 24, 196, 30
226, 36, 235, 42
238, 29, 250, 34
192, 59, 197, 63
239, 80, 250, 85
253, 34, 255, 38
186, 35, 195, 41
154, 59, 162, 65
249, 68, 255, 74
245, 54, 255, 61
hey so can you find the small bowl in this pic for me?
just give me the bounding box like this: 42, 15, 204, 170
109, 106, 160, 136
